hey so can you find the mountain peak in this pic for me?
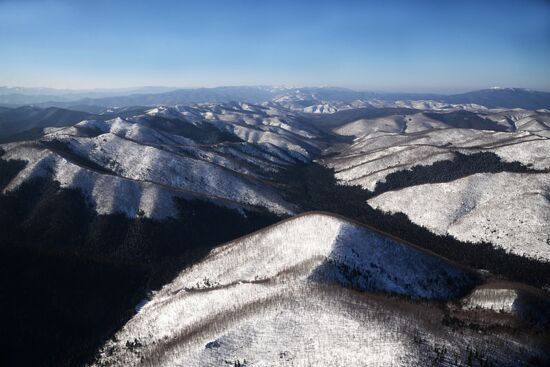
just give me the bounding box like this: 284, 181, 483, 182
91, 211, 481, 366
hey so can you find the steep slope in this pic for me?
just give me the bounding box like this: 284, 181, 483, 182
91, 213, 550, 367
369, 172, 550, 261
150, 213, 478, 300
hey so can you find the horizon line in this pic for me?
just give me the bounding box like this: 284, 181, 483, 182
1, 84, 549, 95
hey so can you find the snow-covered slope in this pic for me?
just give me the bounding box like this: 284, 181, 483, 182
150, 213, 478, 300
143, 103, 324, 161
364, 99, 489, 112
369, 172, 550, 261
462, 281, 550, 328
1, 103, 329, 218
324, 127, 550, 191
321, 106, 550, 263
91, 213, 550, 367
2, 102, 547, 249
331, 106, 550, 137
515, 113, 550, 138
333, 112, 448, 136
303, 103, 338, 114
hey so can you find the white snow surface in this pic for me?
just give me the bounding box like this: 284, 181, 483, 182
322, 107, 550, 263
91, 213, 550, 367
1, 102, 330, 218
158, 213, 476, 300
1, 139, 293, 218
276, 97, 499, 114
303, 103, 338, 114
461, 282, 550, 327
369, 172, 550, 261
324, 128, 550, 191
333, 113, 448, 136
463, 287, 519, 313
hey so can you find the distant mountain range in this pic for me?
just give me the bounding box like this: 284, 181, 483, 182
1, 86, 549, 110
0, 86, 177, 105
443, 88, 550, 110
0, 106, 93, 142
0, 105, 149, 142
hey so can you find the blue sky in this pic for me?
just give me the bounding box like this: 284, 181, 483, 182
1, 0, 549, 92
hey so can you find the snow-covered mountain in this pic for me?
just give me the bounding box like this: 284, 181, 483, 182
91, 213, 547, 367
2, 97, 550, 367
1, 102, 328, 218
369, 171, 550, 261
322, 107, 550, 260
2, 102, 549, 254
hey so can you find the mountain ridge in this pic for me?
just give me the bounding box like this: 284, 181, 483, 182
2, 86, 549, 110
91, 211, 547, 367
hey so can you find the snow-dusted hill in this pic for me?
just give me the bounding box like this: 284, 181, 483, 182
145, 212, 478, 300
333, 112, 448, 135
1, 102, 548, 252
91, 213, 550, 367
322, 109, 550, 259
324, 127, 549, 191
368, 172, 550, 261
1, 102, 548, 247
331, 106, 550, 136
1, 102, 328, 218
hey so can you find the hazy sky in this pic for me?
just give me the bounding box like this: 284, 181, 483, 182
1, 0, 549, 92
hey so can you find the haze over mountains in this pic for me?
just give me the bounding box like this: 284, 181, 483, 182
2, 85, 550, 110
0, 86, 178, 105
1, 86, 550, 366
